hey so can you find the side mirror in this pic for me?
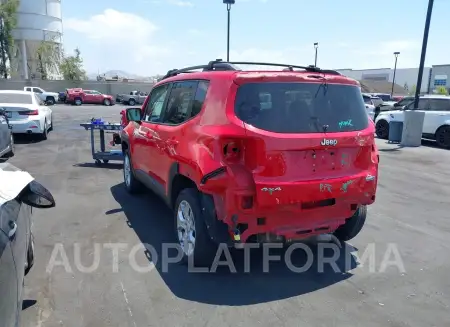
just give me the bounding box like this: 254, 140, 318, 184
126, 108, 142, 122
20, 180, 55, 209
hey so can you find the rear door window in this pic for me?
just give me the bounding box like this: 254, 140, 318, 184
234, 82, 369, 133
0, 93, 33, 104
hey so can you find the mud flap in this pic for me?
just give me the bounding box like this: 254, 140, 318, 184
200, 193, 233, 246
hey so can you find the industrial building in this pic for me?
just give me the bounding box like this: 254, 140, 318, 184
3, 0, 63, 79
337, 65, 450, 94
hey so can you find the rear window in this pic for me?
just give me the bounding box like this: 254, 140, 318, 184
0, 93, 33, 104
234, 82, 369, 133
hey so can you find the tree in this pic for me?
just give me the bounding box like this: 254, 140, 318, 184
35, 36, 62, 80
59, 48, 87, 81
435, 86, 449, 95
0, 0, 19, 79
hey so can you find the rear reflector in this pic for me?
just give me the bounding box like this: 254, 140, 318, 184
19, 109, 39, 115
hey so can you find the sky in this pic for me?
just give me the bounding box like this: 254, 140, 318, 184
62, 0, 450, 77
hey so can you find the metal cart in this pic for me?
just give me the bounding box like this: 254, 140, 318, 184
80, 121, 124, 165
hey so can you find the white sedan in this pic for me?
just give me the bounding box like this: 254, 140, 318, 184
0, 90, 53, 139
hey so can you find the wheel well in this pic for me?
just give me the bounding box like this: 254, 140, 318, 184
171, 174, 197, 208
46, 96, 55, 100
435, 124, 450, 136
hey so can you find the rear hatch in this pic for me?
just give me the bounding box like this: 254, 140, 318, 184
233, 75, 376, 207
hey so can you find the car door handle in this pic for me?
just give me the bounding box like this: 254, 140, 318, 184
8, 221, 17, 240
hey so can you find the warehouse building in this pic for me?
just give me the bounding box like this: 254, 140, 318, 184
337, 64, 450, 94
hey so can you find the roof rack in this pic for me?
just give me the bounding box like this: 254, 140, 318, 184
158, 59, 341, 81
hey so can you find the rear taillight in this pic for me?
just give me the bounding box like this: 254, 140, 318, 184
19, 109, 39, 115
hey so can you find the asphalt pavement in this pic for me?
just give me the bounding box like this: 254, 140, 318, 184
9, 104, 450, 327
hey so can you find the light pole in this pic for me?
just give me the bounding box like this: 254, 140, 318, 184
223, 0, 235, 62
414, 0, 434, 109
391, 52, 400, 96
314, 42, 318, 67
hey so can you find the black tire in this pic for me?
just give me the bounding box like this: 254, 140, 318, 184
25, 232, 35, 275
375, 119, 389, 139
46, 97, 55, 105
5, 133, 14, 158
103, 98, 111, 106
40, 120, 48, 140
175, 188, 217, 267
435, 126, 450, 149
103, 160, 109, 164
74, 98, 82, 106
123, 151, 143, 193
333, 206, 367, 242
49, 115, 53, 131
128, 99, 136, 106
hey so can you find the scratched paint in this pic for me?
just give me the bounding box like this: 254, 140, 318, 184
338, 119, 353, 129
320, 183, 332, 192
340, 180, 354, 192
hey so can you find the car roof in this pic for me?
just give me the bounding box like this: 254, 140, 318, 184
0, 90, 34, 95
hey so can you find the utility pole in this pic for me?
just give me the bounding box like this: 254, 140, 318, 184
414, 0, 434, 109
223, 0, 235, 62
391, 52, 400, 96
314, 42, 318, 67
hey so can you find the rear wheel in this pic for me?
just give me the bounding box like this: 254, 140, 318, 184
435, 126, 450, 149
103, 98, 111, 106
46, 97, 55, 105
74, 98, 82, 106
128, 98, 136, 106
375, 119, 389, 139
175, 188, 217, 267
333, 206, 367, 242
40, 120, 48, 140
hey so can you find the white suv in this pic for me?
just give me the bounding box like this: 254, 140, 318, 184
374, 95, 450, 148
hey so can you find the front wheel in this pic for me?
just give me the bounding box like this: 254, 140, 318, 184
333, 206, 367, 242
128, 99, 136, 106
25, 232, 35, 275
46, 97, 55, 105
103, 98, 111, 106
436, 126, 450, 149
123, 152, 143, 193
175, 188, 217, 267
375, 120, 389, 139
74, 98, 82, 106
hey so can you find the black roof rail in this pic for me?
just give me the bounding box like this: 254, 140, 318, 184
157, 59, 341, 81
228, 62, 341, 75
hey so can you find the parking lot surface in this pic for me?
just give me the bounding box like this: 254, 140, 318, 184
10, 104, 450, 327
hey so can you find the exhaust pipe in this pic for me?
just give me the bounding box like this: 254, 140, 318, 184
26, 130, 33, 134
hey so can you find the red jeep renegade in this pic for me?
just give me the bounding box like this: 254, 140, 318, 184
120, 60, 379, 265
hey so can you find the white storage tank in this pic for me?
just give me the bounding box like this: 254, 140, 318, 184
7, 0, 63, 79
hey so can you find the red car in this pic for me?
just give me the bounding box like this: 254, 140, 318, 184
120, 60, 379, 266
66, 88, 115, 106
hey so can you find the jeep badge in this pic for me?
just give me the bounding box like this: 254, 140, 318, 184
321, 138, 338, 146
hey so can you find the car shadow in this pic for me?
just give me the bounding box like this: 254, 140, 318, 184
73, 162, 123, 170
13, 134, 45, 144
110, 183, 358, 306
378, 139, 447, 152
